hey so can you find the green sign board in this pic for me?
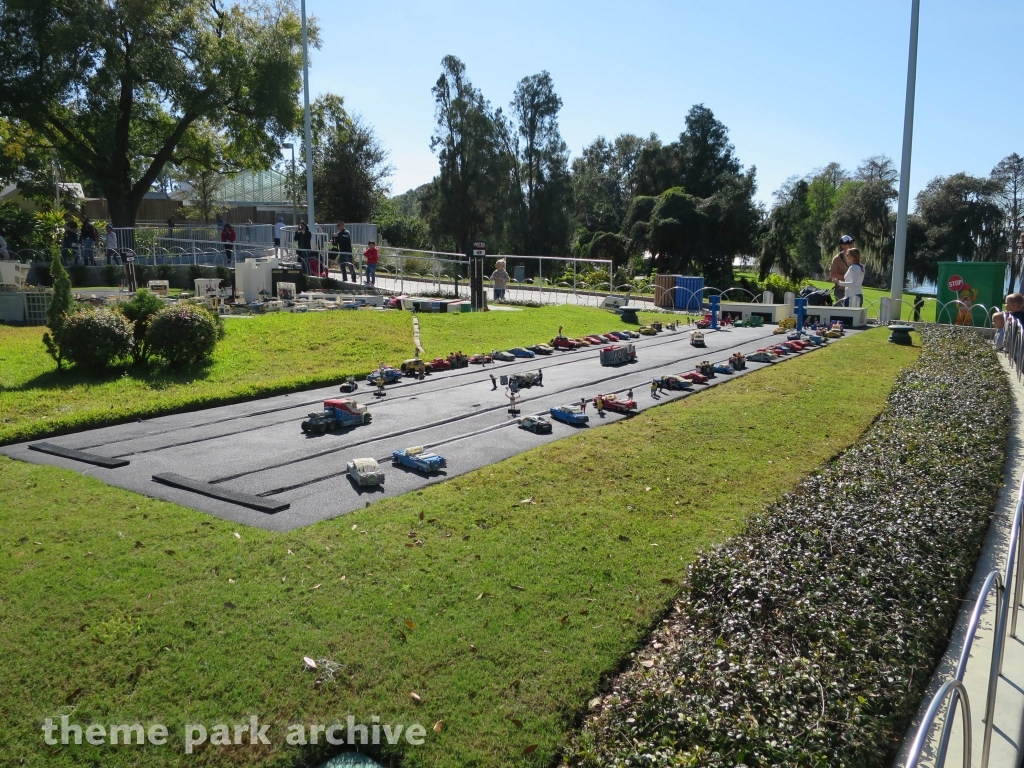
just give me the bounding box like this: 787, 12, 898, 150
935, 262, 1006, 325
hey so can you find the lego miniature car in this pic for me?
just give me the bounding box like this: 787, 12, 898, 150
550, 336, 582, 350
690, 330, 706, 347
638, 325, 658, 336
695, 318, 712, 329
491, 350, 516, 362
347, 457, 385, 486
528, 343, 555, 355
601, 333, 621, 343
712, 362, 734, 375
369, 366, 403, 384
621, 329, 640, 339
339, 377, 358, 393
400, 358, 431, 376
302, 398, 372, 433
599, 344, 637, 366
508, 347, 536, 358
428, 357, 452, 371
469, 353, 493, 364
573, 337, 592, 346
392, 446, 447, 473
746, 351, 776, 363
657, 375, 693, 391
550, 404, 590, 425
584, 335, 606, 345
680, 371, 709, 385
519, 415, 553, 434
511, 371, 542, 389
593, 393, 637, 414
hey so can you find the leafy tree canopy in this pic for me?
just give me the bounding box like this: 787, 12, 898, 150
0, 0, 314, 225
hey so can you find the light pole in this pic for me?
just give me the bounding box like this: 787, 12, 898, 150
281, 142, 296, 225
889, 0, 921, 322
300, 0, 315, 234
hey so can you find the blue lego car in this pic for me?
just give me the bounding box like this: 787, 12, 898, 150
508, 347, 536, 358
392, 446, 447, 473
549, 404, 590, 425
369, 366, 403, 384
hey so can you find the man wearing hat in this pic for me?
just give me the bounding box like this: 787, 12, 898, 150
829, 235, 854, 303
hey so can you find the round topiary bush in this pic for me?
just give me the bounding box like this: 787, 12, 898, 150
55, 308, 135, 371
146, 304, 220, 367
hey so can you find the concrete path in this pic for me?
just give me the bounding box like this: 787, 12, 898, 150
895, 353, 1024, 768
1, 326, 839, 533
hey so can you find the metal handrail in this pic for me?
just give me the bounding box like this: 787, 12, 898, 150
907, 680, 973, 768
905, 378, 1024, 767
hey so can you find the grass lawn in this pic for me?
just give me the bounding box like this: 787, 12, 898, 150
0, 329, 919, 767
0, 305, 662, 446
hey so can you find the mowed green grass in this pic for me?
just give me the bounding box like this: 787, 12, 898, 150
0, 329, 918, 767
0, 305, 661, 446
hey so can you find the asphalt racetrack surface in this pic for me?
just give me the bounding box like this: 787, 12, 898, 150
2, 325, 853, 532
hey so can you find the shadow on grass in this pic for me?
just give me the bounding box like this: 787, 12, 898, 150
3, 359, 215, 394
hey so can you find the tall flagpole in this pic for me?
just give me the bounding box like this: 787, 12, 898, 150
300, 0, 315, 231
889, 0, 921, 321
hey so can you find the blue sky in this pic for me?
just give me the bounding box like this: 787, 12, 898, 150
299, 0, 1022, 208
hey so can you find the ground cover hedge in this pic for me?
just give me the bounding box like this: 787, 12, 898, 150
565, 326, 1011, 767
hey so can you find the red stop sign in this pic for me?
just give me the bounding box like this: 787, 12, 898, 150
947, 275, 964, 292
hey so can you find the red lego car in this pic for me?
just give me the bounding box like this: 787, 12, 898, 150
593, 393, 638, 414
601, 333, 620, 343
584, 335, 606, 345
680, 371, 709, 385
469, 353, 493, 365
550, 335, 582, 350
428, 357, 452, 371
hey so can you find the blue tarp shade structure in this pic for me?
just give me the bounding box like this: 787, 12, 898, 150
674, 276, 704, 312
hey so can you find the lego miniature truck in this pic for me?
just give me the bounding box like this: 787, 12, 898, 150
301, 398, 372, 433
599, 344, 636, 366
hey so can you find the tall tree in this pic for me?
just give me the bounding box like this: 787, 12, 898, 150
758, 178, 816, 280
309, 94, 393, 223
992, 153, 1024, 292
0, 0, 310, 225
571, 133, 654, 237
421, 56, 508, 251
906, 172, 1005, 283
504, 72, 572, 255
633, 105, 742, 199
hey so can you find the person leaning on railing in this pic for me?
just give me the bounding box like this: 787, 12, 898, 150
294, 221, 312, 273
993, 293, 1024, 350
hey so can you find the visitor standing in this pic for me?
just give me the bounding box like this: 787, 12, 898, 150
221, 222, 236, 263
166, 217, 175, 239
579, 397, 587, 413
838, 248, 865, 308
490, 373, 497, 390
80, 217, 98, 266
104, 224, 121, 265
273, 216, 285, 253
294, 222, 312, 273
993, 294, 1024, 349
333, 223, 355, 282
363, 240, 379, 286
829, 235, 854, 304
60, 219, 79, 266
490, 259, 510, 301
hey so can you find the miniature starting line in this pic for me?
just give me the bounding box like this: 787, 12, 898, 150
152, 473, 290, 513
28, 442, 130, 469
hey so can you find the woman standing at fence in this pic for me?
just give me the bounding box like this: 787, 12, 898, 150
837, 248, 865, 308
294, 221, 312, 273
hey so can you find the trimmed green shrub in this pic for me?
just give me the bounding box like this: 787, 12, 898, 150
146, 304, 220, 367
568, 327, 1011, 767
215, 265, 230, 283
186, 264, 205, 284
55, 308, 134, 372
68, 264, 88, 287
42, 251, 72, 368
156, 264, 174, 281
119, 289, 166, 364
101, 264, 120, 287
